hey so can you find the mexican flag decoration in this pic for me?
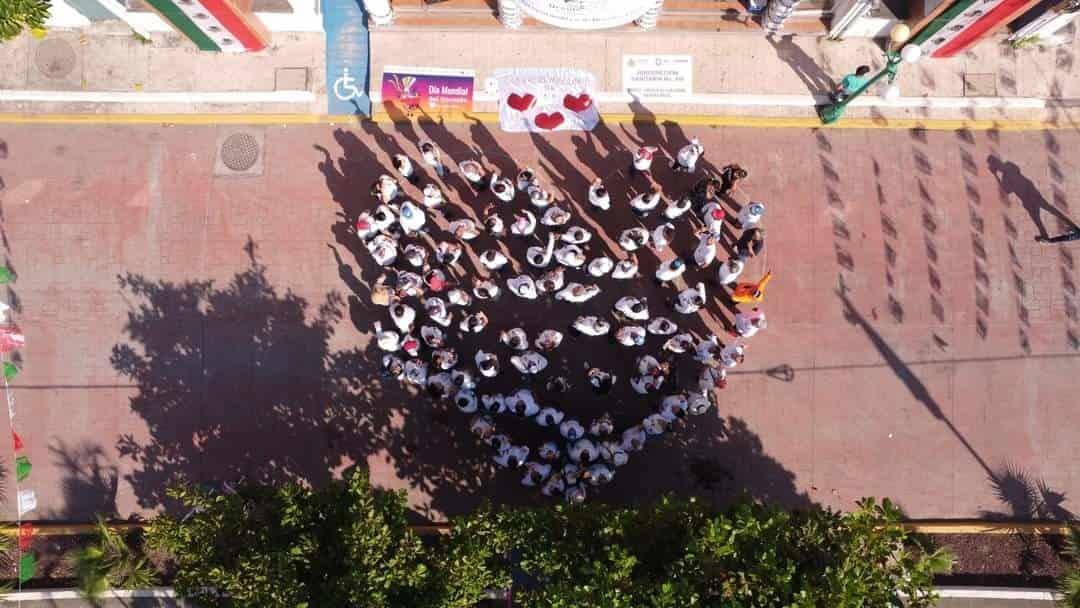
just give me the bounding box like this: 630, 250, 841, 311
910, 0, 1037, 57
18, 553, 36, 584
141, 0, 270, 53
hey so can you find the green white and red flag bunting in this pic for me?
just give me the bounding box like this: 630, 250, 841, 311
12, 429, 22, 451
18, 523, 34, 550
15, 455, 31, 482
0, 267, 12, 284
3, 361, 17, 380
0, 325, 24, 352
2, 266, 35, 586
17, 489, 37, 517
18, 553, 36, 584
141, 0, 270, 53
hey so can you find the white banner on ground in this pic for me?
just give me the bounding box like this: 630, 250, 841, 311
517, 0, 656, 29
622, 55, 693, 99
495, 68, 600, 133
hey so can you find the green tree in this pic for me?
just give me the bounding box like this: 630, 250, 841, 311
147, 469, 465, 608
1059, 525, 1080, 608
0, 0, 50, 41
71, 516, 156, 604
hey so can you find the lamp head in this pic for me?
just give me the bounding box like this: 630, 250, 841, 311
890, 23, 912, 44
901, 44, 923, 63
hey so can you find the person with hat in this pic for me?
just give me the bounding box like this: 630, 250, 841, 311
589, 178, 611, 211
419, 141, 445, 177
734, 307, 767, 339
673, 136, 704, 173
396, 200, 426, 235
655, 258, 687, 285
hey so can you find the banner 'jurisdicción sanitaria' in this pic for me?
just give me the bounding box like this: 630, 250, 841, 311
623, 55, 694, 100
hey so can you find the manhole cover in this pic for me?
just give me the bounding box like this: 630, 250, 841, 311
34, 39, 77, 80
220, 133, 260, 172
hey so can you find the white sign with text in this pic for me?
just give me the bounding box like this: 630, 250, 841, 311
622, 55, 694, 100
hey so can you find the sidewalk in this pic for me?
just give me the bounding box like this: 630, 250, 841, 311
0, 17, 1079, 122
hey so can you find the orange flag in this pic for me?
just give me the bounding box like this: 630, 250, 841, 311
732, 270, 773, 304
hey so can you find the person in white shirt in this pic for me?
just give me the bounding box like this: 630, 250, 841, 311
556, 283, 600, 303
392, 154, 417, 185
490, 172, 515, 203
421, 325, 445, 348
573, 316, 611, 337
449, 218, 480, 241
614, 297, 649, 322
636, 354, 664, 377
630, 374, 656, 395
404, 359, 428, 386
655, 258, 686, 284
673, 136, 704, 173
454, 390, 478, 414
479, 249, 509, 272
589, 414, 614, 437
720, 343, 746, 368
569, 438, 599, 464
538, 441, 561, 461
473, 279, 501, 301
647, 317, 678, 336
435, 241, 462, 266
688, 391, 713, 416
699, 365, 727, 393
600, 441, 629, 467
447, 289, 471, 307
370, 204, 396, 232
560, 419, 586, 441
425, 297, 452, 328
564, 484, 587, 504
537, 267, 566, 294
527, 234, 557, 268
419, 141, 445, 177
486, 432, 511, 452
535, 329, 564, 351
507, 274, 539, 299
458, 159, 488, 190
374, 322, 400, 352
422, 183, 445, 210
481, 393, 506, 414
694, 231, 718, 268
494, 444, 529, 469
452, 368, 476, 392
587, 257, 614, 277
695, 336, 721, 365
618, 227, 649, 252
734, 307, 767, 338
475, 350, 500, 378
459, 311, 489, 334
560, 226, 592, 245
397, 200, 426, 234
585, 366, 615, 394
652, 223, 675, 251
660, 393, 689, 422
521, 462, 552, 487
717, 258, 745, 286
541, 206, 571, 227
508, 388, 540, 416
642, 413, 668, 435
612, 256, 639, 279
402, 244, 427, 268
375, 174, 400, 203
701, 202, 726, 235
511, 351, 548, 375
588, 178, 611, 211
482, 204, 505, 236
554, 244, 586, 268
528, 185, 553, 209
736, 201, 766, 229
614, 325, 647, 347
632, 146, 658, 175
389, 302, 416, 334
510, 210, 537, 237
673, 282, 707, 315
541, 475, 566, 497
517, 167, 536, 192
536, 407, 565, 427
367, 234, 398, 267
432, 348, 458, 371
629, 188, 662, 217
500, 328, 528, 350
663, 333, 695, 354
664, 196, 692, 220
621, 425, 646, 452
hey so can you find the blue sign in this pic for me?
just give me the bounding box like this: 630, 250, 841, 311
323, 0, 372, 116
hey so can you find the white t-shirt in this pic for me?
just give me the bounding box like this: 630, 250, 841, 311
508, 275, 538, 299
397, 201, 425, 233
717, 260, 745, 285
588, 257, 614, 277
573, 316, 610, 336
589, 183, 611, 210
694, 235, 717, 268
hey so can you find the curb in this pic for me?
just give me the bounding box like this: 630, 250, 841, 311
0, 111, 1065, 130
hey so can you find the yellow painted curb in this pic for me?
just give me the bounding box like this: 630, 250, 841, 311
0, 520, 1069, 537
0, 111, 1062, 131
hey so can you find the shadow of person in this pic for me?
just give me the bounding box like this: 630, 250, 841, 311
766, 34, 835, 96
988, 155, 1080, 240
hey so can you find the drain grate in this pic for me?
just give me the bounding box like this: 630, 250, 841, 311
214, 131, 265, 177
220, 133, 260, 172
34, 38, 77, 80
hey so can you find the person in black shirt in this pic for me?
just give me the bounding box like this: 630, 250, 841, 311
736, 228, 765, 260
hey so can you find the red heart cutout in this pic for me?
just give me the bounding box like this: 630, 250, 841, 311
563, 93, 592, 113
533, 112, 565, 130
507, 93, 536, 113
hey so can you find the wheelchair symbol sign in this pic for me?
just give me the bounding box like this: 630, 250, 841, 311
333, 68, 363, 101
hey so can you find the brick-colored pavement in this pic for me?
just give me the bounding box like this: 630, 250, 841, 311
0, 119, 1077, 523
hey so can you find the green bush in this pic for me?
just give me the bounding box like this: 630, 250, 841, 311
1060, 526, 1080, 608
71, 516, 156, 604
0, 0, 50, 41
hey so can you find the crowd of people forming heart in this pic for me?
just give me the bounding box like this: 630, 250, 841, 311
354, 133, 769, 503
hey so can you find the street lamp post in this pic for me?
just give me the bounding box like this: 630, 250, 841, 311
818, 25, 921, 125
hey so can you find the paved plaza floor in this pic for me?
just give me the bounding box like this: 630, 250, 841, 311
0, 118, 1077, 523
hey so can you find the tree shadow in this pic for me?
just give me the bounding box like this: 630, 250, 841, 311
988, 155, 1079, 240
46, 440, 120, 521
